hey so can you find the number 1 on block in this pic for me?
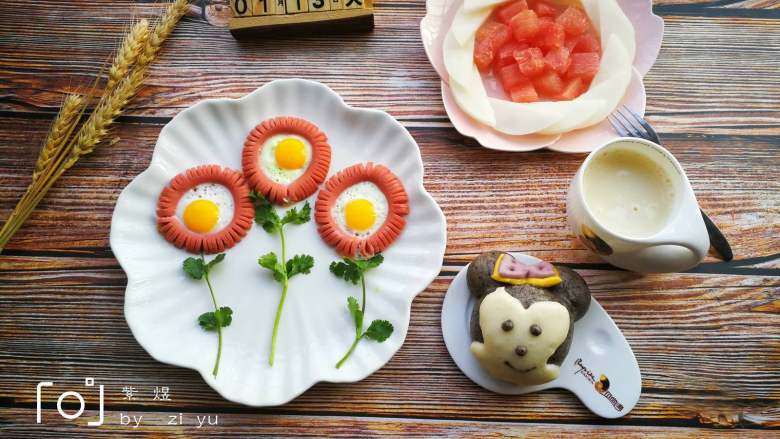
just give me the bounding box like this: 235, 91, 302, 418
252, 0, 275, 15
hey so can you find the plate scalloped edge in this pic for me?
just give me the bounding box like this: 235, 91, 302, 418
110, 79, 447, 406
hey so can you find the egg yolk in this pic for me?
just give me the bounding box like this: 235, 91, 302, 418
183, 199, 219, 234
344, 199, 376, 232
275, 138, 307, 170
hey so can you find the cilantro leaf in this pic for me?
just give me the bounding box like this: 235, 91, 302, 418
214, 306, 233, 327
330, 254, 384, 285
183, 257, 206, 280
364, 319, 393, 342
329, 259, 362, 284
286, 254, 314, 279
355, 254, 384, 271
259, 252, 285, 283
206, 253, 226, 271
250, 190, 281, 233
198, 306, 233, 331
281, 202, 312, 225
347, 296, 363, 329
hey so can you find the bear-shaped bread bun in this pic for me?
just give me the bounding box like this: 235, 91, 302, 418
467, 251, 591, 386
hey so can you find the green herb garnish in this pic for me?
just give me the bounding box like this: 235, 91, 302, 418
330, 254, 394, 368
183, 253, 231, 377
251, 191, 315, 366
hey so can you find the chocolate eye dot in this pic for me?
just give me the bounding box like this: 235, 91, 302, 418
501, 320, 514, 331
530, 324, 542, 336
515, 346, 527, 356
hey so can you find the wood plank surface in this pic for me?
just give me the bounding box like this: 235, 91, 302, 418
0, 0, 778, 436
2, 408, 778, 437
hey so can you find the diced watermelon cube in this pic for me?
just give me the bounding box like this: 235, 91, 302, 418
545, 47, 571, 74
535, 20, 565, 50
477, 20, 511, 49
496, 0, 528, 24
474, 39, 495, 73
570, 32, 601, 53
514, 47, 545, 77
474, 21, 511, 72
532, 70, 564, 97
497, 63, 528, 90
509, 10, 540, 42
556, 6, 590, 36
567, 52, 600, 81
533, 0, 558, 17
496, 41, 530, 67
509, 81, 539, 103
558, 77, 584, 100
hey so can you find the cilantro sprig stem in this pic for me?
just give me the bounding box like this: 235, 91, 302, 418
331, 254, 394, 369
183, 253, 232, 377
251, 191, 314, 367
269, 227, 287, 366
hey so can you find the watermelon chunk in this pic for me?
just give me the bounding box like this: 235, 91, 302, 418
509, 81, 539, 103
533, 1, 558, 17
514, 47, 545, 77
535, 19, 565, 50
532, 70, 564, 97
567, 52, 600, 81
556, 6, 589, 36
474, 40, 494, 73
569, 32, 601, 53
474, 21, 511, 72
545, 47, 571, 74
509, 10, 541, 42
496, 63, 527, 90
496, 41, 530, 67
558, 77, 584, 100
496, 0, 528, 24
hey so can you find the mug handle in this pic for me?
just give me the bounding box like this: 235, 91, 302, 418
645, 211, 711, 267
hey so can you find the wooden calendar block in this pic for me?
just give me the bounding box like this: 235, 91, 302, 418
309, 0, 331, 12
231, 0, 253, 16
252, 0, 275, 15
285, 0, 309, 13
229, 0, 373, 37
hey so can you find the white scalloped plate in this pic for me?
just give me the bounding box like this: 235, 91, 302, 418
110, 79, 447, 406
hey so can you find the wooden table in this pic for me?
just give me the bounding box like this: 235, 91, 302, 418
1, 0, 778, 437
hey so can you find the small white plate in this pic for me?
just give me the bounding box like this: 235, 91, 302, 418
441, 253, 641, 418
110, 79, 447, 406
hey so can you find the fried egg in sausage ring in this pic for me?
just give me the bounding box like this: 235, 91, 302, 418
242, 116, 332, 205
157, 165, 255, 254
315, 163, 409, 258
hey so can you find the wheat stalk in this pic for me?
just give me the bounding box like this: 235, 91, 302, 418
0, 1, 189, 252
106, 20, 149, 93
32, 94, 85, 183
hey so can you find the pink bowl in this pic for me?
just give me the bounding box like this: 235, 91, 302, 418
421, 0, 664, 152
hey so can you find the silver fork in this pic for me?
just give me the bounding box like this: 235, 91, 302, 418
607, 105, 733, 261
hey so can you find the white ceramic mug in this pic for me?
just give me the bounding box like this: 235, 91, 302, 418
567, 138, 710, 273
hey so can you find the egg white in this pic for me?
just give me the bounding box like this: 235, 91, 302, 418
175, 183, 235, 233
260, 134, 313, 185
332, 182, 389, 238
